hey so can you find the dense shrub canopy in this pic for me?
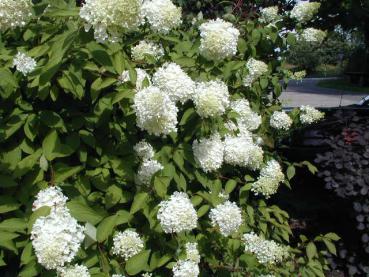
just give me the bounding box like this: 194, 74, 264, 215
0, 0, 337, 276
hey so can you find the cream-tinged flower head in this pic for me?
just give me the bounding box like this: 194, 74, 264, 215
290, 2, 320, 23
134, 140, 155, 160
32, 186, 68, 212
80, 0, 143, 43
133, 86, 178, 136
259, 6, 279, 24
172, 260, 199, 277
135, 159, 163, 185
242, 232, 288, 264
153, 63, 195, 104
300, 28, 326, 43
112, 230, 144, 261
193, 80, 230, 118
192, 133, 224, 173
157, 192, 198, 233
141, 0, 182, 34
251, 160, 285, 198
13, 52, 36, 76
299, 105, 324, 124
31, 209, 85, 270
185, 242, 200, 263
209, 201, 243, 236
58, 265, 90, 277
131, 40, 164, 62
0, 0, 33, 31
230, 99, 262, 131
199, 18, 240, 61
270, 111, 292, 131
243, 58, 268, 87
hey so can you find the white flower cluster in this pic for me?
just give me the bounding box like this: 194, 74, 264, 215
172, 260, 199, 277
259, 275, 275, 277
153, 63, 196, 104
112, 275, 125, 277
230, 99, 262, 132
32, 186, 68, 211
224, 133, 264, 170
300, 28, 327, 44
136, 159, 164, 185
251, 160, 285, 198
259, 6, 279, 24
0, 0, 33, 31
142, 273, 152, 277
141, 0, 182, 34
119, 68, 151, 90
299, 105, 325, 124
185, 242, 201, 263
131, 40, 164, 62
243, 58, 268, 87
134, 140, 155, 160
290, 2, 321, 23
80, 0, 143, 42
209, 201, 242, 236
193, 80, 230, 118
31, 210, 85, 270
290, 70, 306, 81
192, 133, 224, 173
112, 230, 144, 261
243, 232, 288, 264
58, 265, 90, 277
13, 52, 36, 76
157, 192, 198, 233
133, 86, 178, 136
270, 111, 292, 131
199, 19, 240, 61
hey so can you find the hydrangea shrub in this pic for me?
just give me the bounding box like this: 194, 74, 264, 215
0, 0, 337, 276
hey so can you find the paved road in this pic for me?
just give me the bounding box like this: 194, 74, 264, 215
281, 78, 368, 107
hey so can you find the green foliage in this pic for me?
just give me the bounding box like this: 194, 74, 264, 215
0, 0, 337, 276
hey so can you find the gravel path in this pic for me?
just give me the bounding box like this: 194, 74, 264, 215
281, 78, 368, 107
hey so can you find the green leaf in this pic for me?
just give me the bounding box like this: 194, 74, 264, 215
0, 175, 18, 188
0, 218, 27, 232
54, 163, 83, 183
287, 165, 296, 180
125, 250, 150, 275
96, 215, 117, 243
197, 205, 210, 218
0, 196, 20, 214
323, 239, 337, 255
306, 242, 317, 260
130, 192, 149, 215
28, 207, 51, 232
40, 111, 66, 131
67, 198, 107, 225
20, 242, 34, 266
154, 176, 171, 198
225, 179, 237, 194
13, 149, 42, 178
42, 130, 76, 161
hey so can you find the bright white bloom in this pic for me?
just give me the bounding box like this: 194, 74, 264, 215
290, 2, 321, 23
193, 80, 230, 118
259, 275, 275, 277
134, 140, 155, 160
252, 160, 285, 198
259, 6, 279, 24
119, 68, 151, 90
299, 105, 325, 124
0, 0, 33, 31
112, 230, 144, 261
32, 186, 68, 211
58, 265, 90, 277
31, 210, 85, 270
112, 275, 125, 277
243, 58, 268, 87
157, 192, 198, 233
300, 28, 327, 43
185, 242, 200, 263
291, 70, 306, 81
80, 0, 143, 43
209, 201, 242, 236
141, 0, 182, 34
152, 63, 195, 103
270, 111, 292, 131
136, 159, 163, 185
230, 99, 262, 131
142, 274, 152, 277
172, 260, 200, 277
242, 232, 288, 264
131, 40, 164, 62
223, 133, 263, 169
13, 52, 36, 76
192, 133, 224, 173
199, 19, 240, 61
133, 86, 178, 136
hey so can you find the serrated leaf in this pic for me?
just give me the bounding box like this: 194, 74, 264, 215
125, 250, 150, 275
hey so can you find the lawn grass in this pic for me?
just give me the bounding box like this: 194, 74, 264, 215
317, 78, 369, 93
309, 64, 344, 78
